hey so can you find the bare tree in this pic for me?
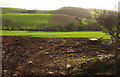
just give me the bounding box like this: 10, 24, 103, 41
95, 10, 118, 43
95, 9, 120, 76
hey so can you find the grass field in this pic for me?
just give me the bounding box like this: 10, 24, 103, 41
2, 30, 110, 39
3, 13, 52, 28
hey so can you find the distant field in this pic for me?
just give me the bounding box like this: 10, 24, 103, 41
3, 13, 52, 28
2, 7, 26, 14
2, 30, 110, 39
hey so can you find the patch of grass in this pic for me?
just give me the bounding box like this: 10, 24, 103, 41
2, 30, 110, 39
76, 71, 86, 75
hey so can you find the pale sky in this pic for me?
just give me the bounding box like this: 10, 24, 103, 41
0, 0, 119, 10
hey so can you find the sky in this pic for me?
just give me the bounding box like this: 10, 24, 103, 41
0, 0, 120, 10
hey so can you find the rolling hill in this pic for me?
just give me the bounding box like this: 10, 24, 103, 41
2, 7, 92, 18
2, 7, 105, 31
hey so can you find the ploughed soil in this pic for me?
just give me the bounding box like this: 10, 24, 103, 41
2, 36, 120, 77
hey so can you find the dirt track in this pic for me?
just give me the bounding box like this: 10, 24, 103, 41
2, 36, 115, 76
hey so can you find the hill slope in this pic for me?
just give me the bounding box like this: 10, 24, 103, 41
46, 7, 91, 18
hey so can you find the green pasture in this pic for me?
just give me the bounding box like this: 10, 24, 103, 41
2, 13, 52, 28
2, 30, 110, 39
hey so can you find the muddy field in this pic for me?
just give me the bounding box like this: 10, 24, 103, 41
2, 36, 118, 77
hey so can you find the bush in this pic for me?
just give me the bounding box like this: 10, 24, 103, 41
36, 24, 47, 30
2, 18, 14, 29
2, 18, 21, 30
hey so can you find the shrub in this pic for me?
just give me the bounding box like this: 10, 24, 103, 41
2, 18, 14, 29
36, 24, 47, 30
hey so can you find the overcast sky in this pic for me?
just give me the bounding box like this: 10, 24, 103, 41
0, 0, 119, 10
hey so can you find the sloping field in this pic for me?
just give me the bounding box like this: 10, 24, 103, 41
2, 13, 80, 29
50, 14, 79, 26
3, 13, 52, 29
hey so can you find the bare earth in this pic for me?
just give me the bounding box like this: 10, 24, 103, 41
2, 36, 117, 77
